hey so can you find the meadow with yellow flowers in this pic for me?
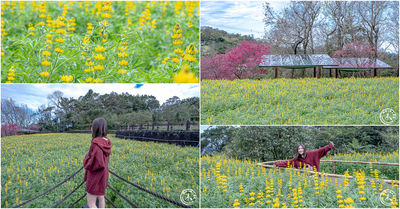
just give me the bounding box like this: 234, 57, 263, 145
201, 153, 399, 208
1, 1, 199, 83
201, 77, 398, 125
1, 133, 199, 208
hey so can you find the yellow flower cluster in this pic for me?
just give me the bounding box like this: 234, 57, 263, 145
61, 75, 73, 82
356, 171, 367, 201
1, 20, 7, 36
138, 3, 156, 31
172, 23, 183, 46
5, 66, 15, 83
40, 71, 50, 78
173, 64, 199, 83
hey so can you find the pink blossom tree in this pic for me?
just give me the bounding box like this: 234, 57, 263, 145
201, 41, 270, 80
222, 41, 270, 79
333, 41, 379, 58
201, 54, 226, 79
1, 123, 22, 137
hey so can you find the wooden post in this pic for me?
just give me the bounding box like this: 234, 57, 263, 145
274, 67, 278, 78
329, 69, 332, 77
335, 69, 338, 78
333, 162, 336, 174
167, 121, 170, 131
313, 67, 316, 77
374, 68, 377, 77
152, 123, 154, 130
186, 120, 190, 131
317, 66, 322, 78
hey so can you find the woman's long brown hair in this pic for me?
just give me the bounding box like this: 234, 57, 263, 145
295, 144, 306, 159
91, 117, 108, 139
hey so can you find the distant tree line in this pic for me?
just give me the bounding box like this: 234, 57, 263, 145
201, 126, 399, 161
1, 90, 199, 133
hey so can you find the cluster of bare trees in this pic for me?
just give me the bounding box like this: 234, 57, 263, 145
1, 99, 37, 128
263, 1, 399, 56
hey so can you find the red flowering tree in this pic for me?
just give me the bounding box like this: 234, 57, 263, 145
201, 54, 226, 79
333, 41, 378, 58
201, 41, 270, 80
222, 41, 270, 79
1, 123, 22, 137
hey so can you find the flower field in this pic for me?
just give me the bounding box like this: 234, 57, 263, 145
201, 153, 399, 208
1, 1, 199, 83
201, 78, 399, 125
1, 133, 199, 208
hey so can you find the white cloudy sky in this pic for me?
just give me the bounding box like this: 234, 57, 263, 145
201, 1, 288, 38
1, 84, 199, 110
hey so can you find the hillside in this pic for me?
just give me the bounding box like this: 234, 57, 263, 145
201, 26, 261, 56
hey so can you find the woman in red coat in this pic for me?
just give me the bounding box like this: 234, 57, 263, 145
274, 142, 334, 172
83, 117, 112, 208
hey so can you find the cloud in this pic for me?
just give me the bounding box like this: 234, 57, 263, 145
1, 84, 199, 110
201, 1, 289, 38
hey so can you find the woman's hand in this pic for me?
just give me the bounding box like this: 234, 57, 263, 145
330, 141, 335, 147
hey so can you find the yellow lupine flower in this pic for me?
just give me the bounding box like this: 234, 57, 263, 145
40, 71, 50, 77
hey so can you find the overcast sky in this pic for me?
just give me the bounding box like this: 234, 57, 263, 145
201, 1, 288, 39
1, 84, 199, 110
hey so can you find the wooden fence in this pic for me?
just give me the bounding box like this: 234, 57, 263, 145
256, 160, 399, 185
117, 120, 199, 131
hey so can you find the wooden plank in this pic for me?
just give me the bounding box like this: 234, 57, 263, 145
321, 160, 399, 166
257, 164, 399, 185
260, 160, 399, 166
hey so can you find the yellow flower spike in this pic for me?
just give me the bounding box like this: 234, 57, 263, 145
61, 75, 73, 82
40, 71, 50, 77
95, 45, 106, 52
42, 51, 51, 56
174, 70, 198, 83
94, 65, 104, 71
55, 48, 63, 53
118, 69, 127, 74
55, 38, 65, 43
118, 60, 128, 66
94, 54, 105, 60
42, 59, 51, 66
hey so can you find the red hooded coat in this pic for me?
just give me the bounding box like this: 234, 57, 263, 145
274, 142, 333, 172
83, 137, 112, 196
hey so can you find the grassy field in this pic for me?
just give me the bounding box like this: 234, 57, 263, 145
1, 1, 199, 83
201, 153, 399, 208
201, 78, 399, 125
1, 133, 199, 208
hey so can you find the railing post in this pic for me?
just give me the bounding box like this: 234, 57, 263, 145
186, 120, 190, 131
167, 121, 170, 131
333, 162, 336, 174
